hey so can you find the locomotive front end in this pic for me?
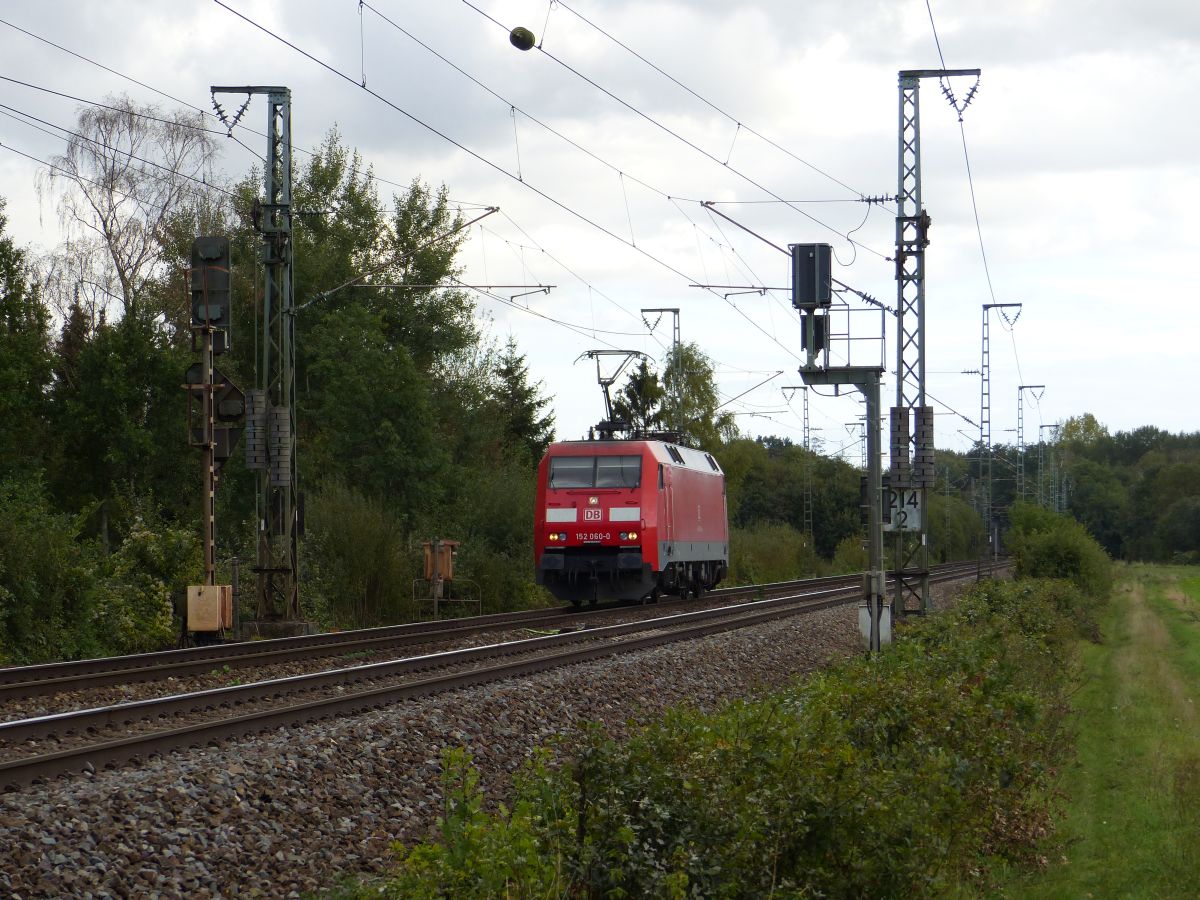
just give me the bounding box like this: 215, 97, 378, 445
535, 444, 656, 605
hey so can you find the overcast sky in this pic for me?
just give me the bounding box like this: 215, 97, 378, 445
1, 0, 1197, 462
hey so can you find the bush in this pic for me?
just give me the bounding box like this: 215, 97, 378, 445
830, 531, 869, 574
366, 578, 1093, 898
0, 478, 98, 664
91, 514, 199, 654
0, 482, 191, 661
1008, 502, 1113, 598
303, 480, 418, 629
727, 521, 822, 585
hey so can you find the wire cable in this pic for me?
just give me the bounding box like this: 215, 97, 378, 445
460, 0, 888, 259
212, 0, 804, 366
0, 102, 238, 200
548, 0, 875, 202
0, 137, 183, 210
924, 2, 1020, 384
0, 17, 458, 209
0, 16, 264, 163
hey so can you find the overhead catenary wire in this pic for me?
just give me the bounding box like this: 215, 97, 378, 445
212, 1, 808, 369
0, 14, 846, 445
456, 279, 637, 348
8, 3, 813, 416
355, 0, 862, 346
0, 17, 480, 212
0, 137, 195, 212
0, 74, 266, 163
358, 1, 678, 200
4, 5, 850, 425
550, 0, 887, 208
476, 215, 669, 354
0, 17, 264, 163
0, 102, 240, 201
459, 0, 889, 260
924, 1, 1029, 393
365, 0, 887, 268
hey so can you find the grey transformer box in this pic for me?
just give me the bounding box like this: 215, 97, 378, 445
790, 243, 832, 310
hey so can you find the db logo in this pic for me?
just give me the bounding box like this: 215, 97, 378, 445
584, 508, 602, 521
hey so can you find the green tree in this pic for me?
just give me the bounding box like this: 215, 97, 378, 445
489, 338, 555, 466
0, 199, 53, 480
304, 303, 443, 517
611, 358, 665, 434
1064, 458, 1127, 557
1060, 412, 1113, 464
660, 342, 737, 450
48, 311, 191, 549
1156, 496, 1200, 562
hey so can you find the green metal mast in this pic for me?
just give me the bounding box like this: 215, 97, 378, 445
212, 85, 298, 621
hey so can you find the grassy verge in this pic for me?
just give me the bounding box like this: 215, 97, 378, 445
1006, 565, 1200, 898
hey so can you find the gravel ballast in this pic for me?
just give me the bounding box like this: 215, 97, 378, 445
0, 581, 968, 898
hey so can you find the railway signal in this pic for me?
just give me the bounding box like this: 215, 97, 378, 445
184, 235, 242, 642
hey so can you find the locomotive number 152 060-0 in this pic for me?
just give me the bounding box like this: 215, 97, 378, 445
575, 532, 611, 542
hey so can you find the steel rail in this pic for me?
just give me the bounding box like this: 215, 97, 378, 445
0, 571, 884, 700
0, 582, 858, 745
0, 566, 981, 790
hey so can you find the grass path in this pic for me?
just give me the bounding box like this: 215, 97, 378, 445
1009, 567, 1200, 898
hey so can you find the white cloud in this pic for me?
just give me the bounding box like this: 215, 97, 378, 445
0, 0, 1196, 453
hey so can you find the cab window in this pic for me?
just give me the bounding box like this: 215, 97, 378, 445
548, 455, 642, 488
549, 456, 594, 488
597, 455, 642, 488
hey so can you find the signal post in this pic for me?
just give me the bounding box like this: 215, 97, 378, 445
184, 236, 244, 641
792, 244, 889, 651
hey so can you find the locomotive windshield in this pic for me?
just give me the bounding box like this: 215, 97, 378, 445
549, 455, 642, 489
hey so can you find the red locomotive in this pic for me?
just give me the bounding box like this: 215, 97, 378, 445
534, 439, 729, 605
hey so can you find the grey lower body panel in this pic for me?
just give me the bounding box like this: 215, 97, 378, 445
659, 540, 728, 563
538, 548, 655, 604
538, 542, 729, 604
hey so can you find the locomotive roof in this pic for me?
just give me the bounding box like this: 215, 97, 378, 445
544, 439, 724, 474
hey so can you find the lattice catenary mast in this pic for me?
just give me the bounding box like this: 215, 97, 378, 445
890, 68, 979, 615
213, 85, 299, 623
1017, 384, 1045, 502
980, 302, 1020, 563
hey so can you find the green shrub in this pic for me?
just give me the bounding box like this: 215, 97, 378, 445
727, 521, 822, 585
0, 478, 98, 663
830, 531, 869, 574
302, 481, 419, 629
0, 482, 192, 661
368, 578, 1092, 898
1008, 501, 1113, 598
382, 747, 573, 898
91, 514, 199, 654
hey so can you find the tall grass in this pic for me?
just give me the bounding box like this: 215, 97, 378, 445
1006, 566, 1200, 898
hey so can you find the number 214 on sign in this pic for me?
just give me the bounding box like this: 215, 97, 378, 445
885, 489, 923, 532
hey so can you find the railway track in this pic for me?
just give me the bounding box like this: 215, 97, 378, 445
0, 569, 907, 705
0, 563, 981, 790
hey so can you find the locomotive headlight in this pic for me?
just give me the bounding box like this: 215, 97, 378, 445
619, 532, 628, 541
547, 533, 558, 542
559, 532, 568, 542
627, 530, 638, 541
620, 531, 638, 542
